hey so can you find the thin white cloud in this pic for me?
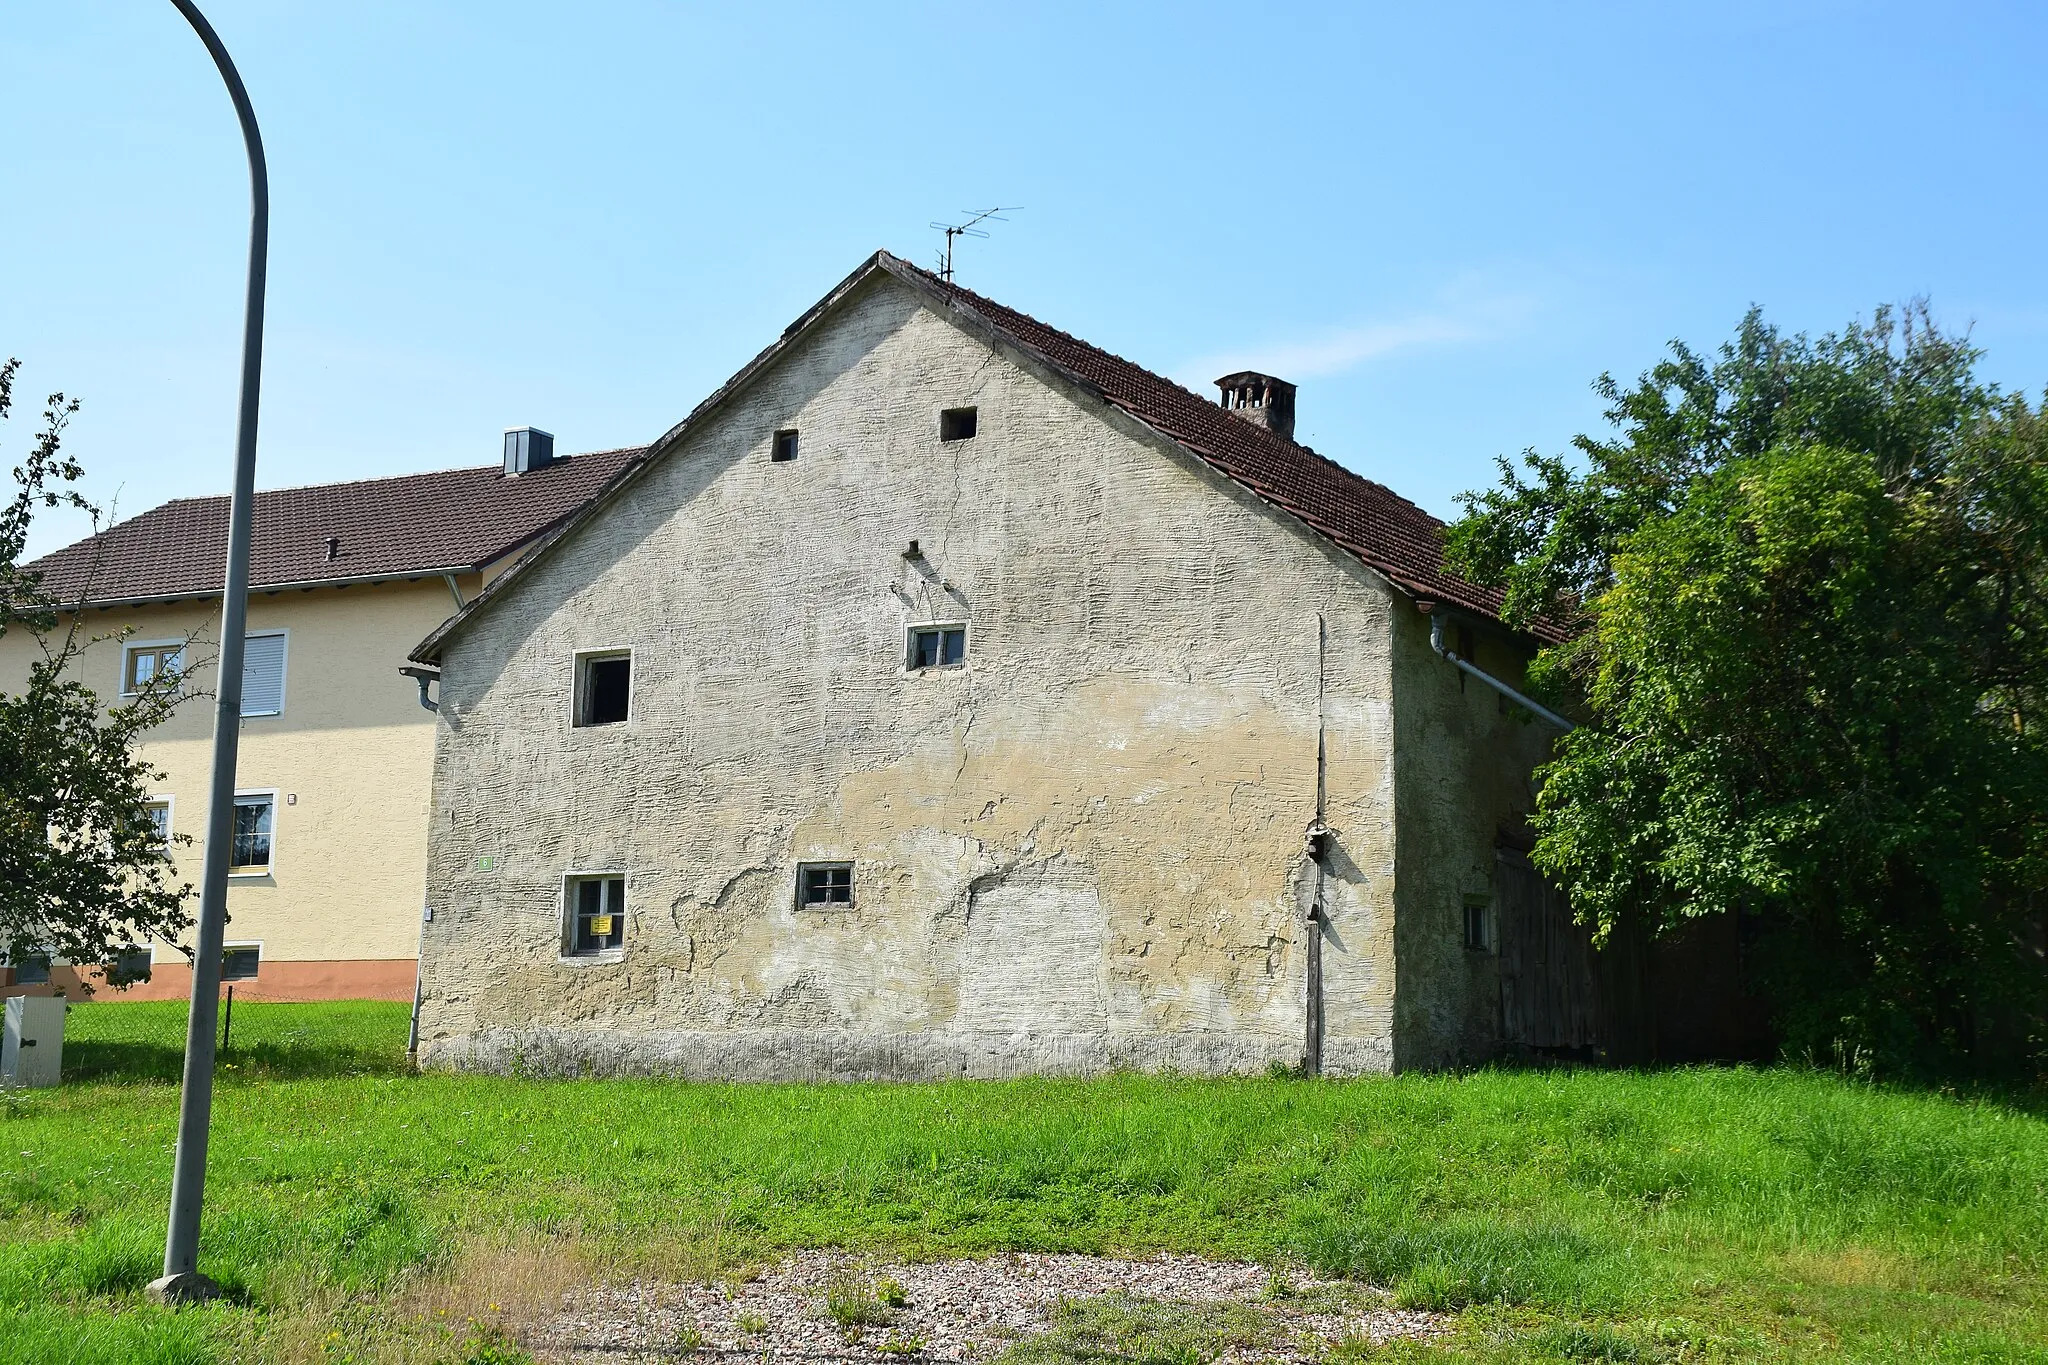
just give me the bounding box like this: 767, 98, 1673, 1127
1177, 278, 1541, 387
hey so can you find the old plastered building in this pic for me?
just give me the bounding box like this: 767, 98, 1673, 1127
409, 252, 1560, 1076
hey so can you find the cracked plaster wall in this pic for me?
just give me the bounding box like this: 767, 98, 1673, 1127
418, 275, 1407, 1078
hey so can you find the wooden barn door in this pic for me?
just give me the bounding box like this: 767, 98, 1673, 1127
1495, 848, 1602, 1050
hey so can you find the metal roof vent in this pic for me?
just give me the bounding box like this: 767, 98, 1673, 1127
503, 426, 558, 476
1215, 372, 1297, 442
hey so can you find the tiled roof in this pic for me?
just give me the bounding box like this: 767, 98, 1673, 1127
891, 257, 1532, 633
24, 445, 644, 605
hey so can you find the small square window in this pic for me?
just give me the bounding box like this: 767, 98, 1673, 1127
565, 875, 626, 956
123, 643, 185, 696
1463, 899, 1491, 953
908, 625, 967, 671
939, 407, 978, 442
11, 953, 52, 986
231, 794, 274, 874
797, 861, 854, 908
576, 652, 631, 727
221, 945, 261, 981
771, 429, 800, 463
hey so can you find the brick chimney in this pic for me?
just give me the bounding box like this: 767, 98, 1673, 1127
1215, 372, 1297, 442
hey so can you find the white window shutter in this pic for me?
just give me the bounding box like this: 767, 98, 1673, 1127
241, 634, 286, 716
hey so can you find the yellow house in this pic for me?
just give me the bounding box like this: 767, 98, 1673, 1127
0, 436, 637, 1001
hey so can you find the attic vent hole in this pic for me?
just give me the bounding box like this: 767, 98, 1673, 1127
939, 407, 978, 442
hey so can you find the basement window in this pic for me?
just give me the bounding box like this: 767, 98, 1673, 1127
771, 428, 800, 463
221, 944, 261, 981
575, 650, 631, 727
908, 624, 967, 671
797, 861, 854, 909
565, 875, 627, 956
1463, 898, 1492, 953
939, 407, 978, 442
10, 953, 51, 986
110, 944, 153, 986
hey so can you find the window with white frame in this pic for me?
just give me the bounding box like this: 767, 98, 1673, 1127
110, 944, 153, 986
241, 631, 287, 716
564, 875, 626, 956
574, 650, 631, 727
122, 641, 185, 696
230, 793, 274, 874
907, 623, 967, 671
221, 944, 261, 981
145, 799, 172, 849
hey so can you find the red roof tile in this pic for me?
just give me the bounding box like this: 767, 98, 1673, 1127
24, 446, 644, 605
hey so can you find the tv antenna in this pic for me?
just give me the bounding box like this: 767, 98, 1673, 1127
930, 206, 1021, 282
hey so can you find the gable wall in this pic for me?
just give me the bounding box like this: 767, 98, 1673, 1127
418, 277, 1404, 1077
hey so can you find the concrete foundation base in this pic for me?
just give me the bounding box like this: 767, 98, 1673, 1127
146, 1271, 221, 1305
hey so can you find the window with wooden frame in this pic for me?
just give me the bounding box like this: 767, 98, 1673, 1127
574, 650, 632, 727
122, 641, 185, 696
796, 861, 854, 909
907, 623, 967, 671
564, 875, 627, 956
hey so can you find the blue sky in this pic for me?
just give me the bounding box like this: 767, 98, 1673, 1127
6, 1, 2046, 562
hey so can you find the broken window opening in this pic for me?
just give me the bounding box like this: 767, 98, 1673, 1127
908, 625, 967, 671
797, 862, 854, 909
771, 429, 800, 463
566, 875, 627, 956
576, 651, 631, 727
939, 407, 978, 442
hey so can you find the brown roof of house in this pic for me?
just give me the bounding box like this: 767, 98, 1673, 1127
413, 251, 1541, 664
24, 445, 645, 605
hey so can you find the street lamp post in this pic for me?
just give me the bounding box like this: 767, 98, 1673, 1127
147, 0, 268, 1306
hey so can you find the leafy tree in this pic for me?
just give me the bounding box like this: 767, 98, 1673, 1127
0, 358, 191, 990
1449, 306, 2048, 1075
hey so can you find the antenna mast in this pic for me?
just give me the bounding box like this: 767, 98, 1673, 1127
929, 206, 1021, 282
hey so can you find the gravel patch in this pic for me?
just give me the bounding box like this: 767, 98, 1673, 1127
538, 1251, 1449, 1362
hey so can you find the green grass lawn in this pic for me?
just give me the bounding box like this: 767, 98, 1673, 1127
3, 1001, 2043, 1364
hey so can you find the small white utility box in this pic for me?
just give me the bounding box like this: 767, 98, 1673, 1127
2, 997, 65, 1088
